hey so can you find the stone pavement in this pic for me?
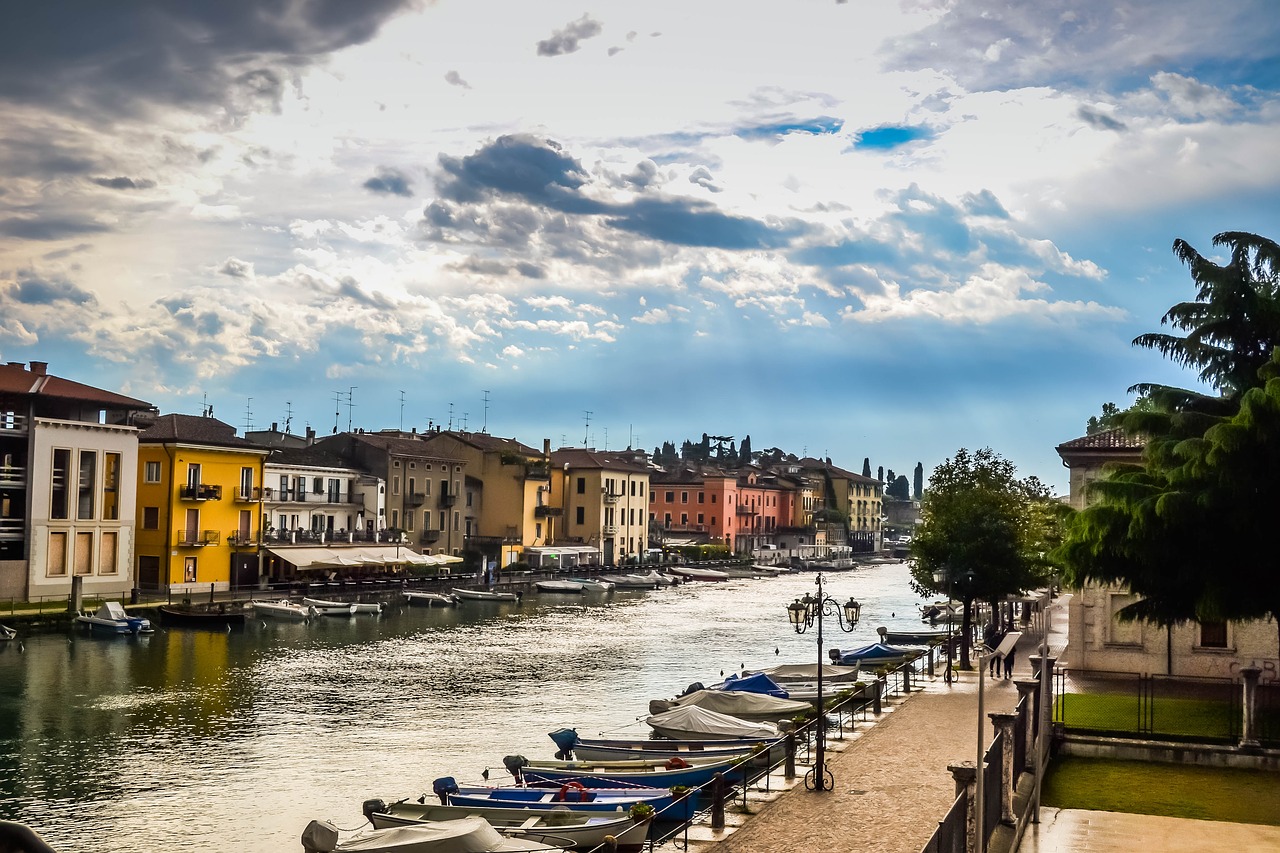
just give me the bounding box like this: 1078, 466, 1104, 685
1019, 808, 1280, 853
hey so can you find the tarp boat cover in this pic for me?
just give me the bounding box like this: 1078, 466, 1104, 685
835, 642, 912, 664
646, 704, 779, 740
753, 662, 861, 682
716, 671, 788, 697
663, 688, 810, 721
302, 815, 558, 853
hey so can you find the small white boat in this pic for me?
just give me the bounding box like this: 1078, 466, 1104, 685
598, 574, 658, 589
302, 598, 358, 616
451, 588, 521, 603
365, 800, 649, 853
637, 570, 678, 585
251, 599, 313, 621
301, 815, 561, 853
566, 577, 614, 591
403, 591, 457, 607
646, 704, 779, 740
75, 601, 153, 635
534, 580, 585, 594
667, 565, 730, 581
0, 624, 16, 640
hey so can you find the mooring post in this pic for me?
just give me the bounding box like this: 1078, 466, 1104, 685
784, 731, 797, 780
1239, 666, 1262, 750
710, 772, 726, 831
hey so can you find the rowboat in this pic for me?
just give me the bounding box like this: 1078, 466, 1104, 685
597, 574, 658, 589
363, 799, 650, 852
303, 599, 359, 616
251, 599, 314, 620
403, 591, 457, 607
654, 688, 811, 721
503, 753, 745, 790
667, 566, 728, 582
301, 814, 563, 853
158, 605, 247, 629
75, 601, 153, 635
566, 578, 614, 591
750, 662, 861, 683
877, 627, 954, 645
442, 783, 698, 822
533, 580, 585, 594
548, 728, 783, 765
452, 588, 522, 603
834, 641, 917, 668
646, 704, 779, 740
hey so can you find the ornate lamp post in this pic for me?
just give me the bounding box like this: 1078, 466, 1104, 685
786, 573, 860, 791
933, 565, 955, 684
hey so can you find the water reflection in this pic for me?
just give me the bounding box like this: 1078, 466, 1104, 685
0, 562, 925, 852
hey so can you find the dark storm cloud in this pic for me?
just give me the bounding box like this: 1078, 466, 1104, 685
0, 216, 111, 241
429, 135, 810, 252
8, 272, 97, 305
0, 0, 415, 120
363, 167, 414, 197
91, 176, 157, 190
515, 262, 546, 279
536, 14, 603, 57
1077, 106, 1126, 131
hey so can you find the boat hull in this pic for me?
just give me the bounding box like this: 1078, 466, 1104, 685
250, 600, 312, 620
565, 738, 783, 766
367, 801, 649, 852
403, 592, 457, 607
516, 755, 744, 790
447, 785, 698, 822
452, 588, 520, 602
158, 606, 246, 629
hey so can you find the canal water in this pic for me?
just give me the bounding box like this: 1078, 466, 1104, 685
0, 561, 928, 852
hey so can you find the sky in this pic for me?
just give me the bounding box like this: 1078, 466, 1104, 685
2, 0, 1278, 495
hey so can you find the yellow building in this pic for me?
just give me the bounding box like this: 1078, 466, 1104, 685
549, 448, 650, 566
135, 414, 267, 592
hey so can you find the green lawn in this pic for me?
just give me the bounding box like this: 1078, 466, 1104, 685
1042, 757, 1280, 825
1057, 692, 1236, 740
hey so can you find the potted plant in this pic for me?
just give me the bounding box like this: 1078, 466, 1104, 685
669, 785, 692, 800
628, 802, 655, 823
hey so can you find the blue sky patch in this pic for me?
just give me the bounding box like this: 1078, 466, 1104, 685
853, 125, 932, 150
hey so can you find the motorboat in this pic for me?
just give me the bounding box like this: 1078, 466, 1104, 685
666, 566, 729, 582
645, 704, 779, 740
877, 626, 954, 645
158, 605, 246, 629
548, 728, 782, 765
502, 752, 745, 790
0, 624, 16, 640
442, 782, 697, 822
597, 574, 657, 589
250, 599, 314, 621
452, 588, 521, 603
403, 591, 457, 607
635, 570, 677, 586
833, 641, 918, 668
301, 815, 563, 853
302, 598, 359, 616
566, 578, 614, 591
533, 580, 585, 594
75, 601, 153, 635
653, 688, 811, 722
363, 799, 650, 852
750, 662, 861, 683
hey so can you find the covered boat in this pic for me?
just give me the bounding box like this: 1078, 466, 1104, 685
655, 688, 810, 721
566, 578, 614, 591
403, 591, 457, 607
645, 704, 779, 740
364, 799, 650, 852
301, 815, 561, 853
533, 580, 585, 594
715, 671, 789, 697
597, 574, 658, 589
833, 642, 916, 668
442, 783, 697, 822
452, 588, 521, 603
503, 752, 744, 791
666, 566, 729, 581
251, 599, 313, 620
752, 662, 860, 683
75, 601, 153, 635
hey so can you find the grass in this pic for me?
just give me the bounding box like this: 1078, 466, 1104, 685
1042, 757, 1280, 826
1057, 692, 1236, 740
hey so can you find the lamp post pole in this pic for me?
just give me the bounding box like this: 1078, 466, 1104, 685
933, 566, 955, 684
787, 573, 860, 792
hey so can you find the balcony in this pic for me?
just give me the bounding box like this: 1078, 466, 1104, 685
419, 529, 441, 543
180, 484, 222, 501
0, 413, 29, 435
735, 505, 757, 516
661, 523, 708, 533
234, 487, 261, 502
525, 466, 550, 481
0, 463, 25, 488
534, 505, 563, 518
603, 490, 622, 504
177, 529, 220, 547
227, 531, 259, 546
602, 524, 617, 535
439, 493, 457, 508
0, 518, 22, 541
406, 492, 426, 507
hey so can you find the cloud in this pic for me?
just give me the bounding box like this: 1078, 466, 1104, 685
536, 14, 603, 57
91, 176, 157, 190
634, 308, 672, 324
444, 70, 471, 89
1076, 106, 1126, 132
0, 215, 110, 240
6, 271, 97, 305
363, 167, 414, 197
218, 258, 255, 278
689, 167, 722, 193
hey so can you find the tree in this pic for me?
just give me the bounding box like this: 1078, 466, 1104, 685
913, 462, 924, 500
877, 465, 883, 483
1085, 402, 1121, 435
886, 475, 910, 501
739, 435, 752, 464
910, 448, 1059, 668
862, 457, 872, 478
1059, 232, 1280, 633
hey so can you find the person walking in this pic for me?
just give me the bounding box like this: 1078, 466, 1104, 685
984, 619, 1003, 676
1003, 639, 1017, 679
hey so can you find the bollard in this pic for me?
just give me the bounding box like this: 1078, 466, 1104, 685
784, 731, 796, 780
1240, 666, 1262, 750
903, 666, 912, 693
872, 678, 883, 715
928, 645, 936, 677
710, 772, 726, 831
989, 712, 1018, 826
600, 835, 617, 853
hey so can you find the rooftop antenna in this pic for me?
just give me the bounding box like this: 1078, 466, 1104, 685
332, 390, 342, 434
482, 390, 490, 434
347, 386, 357, 432
561, 434, 567, 448
583, 410, 592, 448
462, 411, 469, 431
604, 426, 608, 451
399, 391, 405, 431
201, 393, 213, 418
448, 402, 454, 431
242, 397, 253, 433
283, 401, 293, 435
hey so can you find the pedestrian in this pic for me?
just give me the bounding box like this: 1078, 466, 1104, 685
983, 619, 1002, 676
1003, 641, 1017, 679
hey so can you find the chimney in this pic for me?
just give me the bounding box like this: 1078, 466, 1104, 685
543, 438, 551, 458
271, 422, 278, 432
6, 362, 22, 368
305, 426, 316, 446
29, 361, 48, 375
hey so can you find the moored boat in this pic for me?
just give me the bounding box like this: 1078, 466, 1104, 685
75, 601, 153, 635
441, 782, 698, 822
598, 574, 657, 589
503, 752, 745, 790
533, 580, 585, 594
654, 688, 811, 721
303, 597, 376, 616
403, 591, 457, 607
667, 566, 729, 582
363, 799, 650, 852
0, 624, 17, 640
566, 578, 614, 591
452, 588, 522, 603
833, 641, 917, 668
301, 814, 562, 853
645, 704, 780, 740
877, 626, 954, 645
158, 605, 247, 629
548, 727, 782, 765
251, 599, 313, 621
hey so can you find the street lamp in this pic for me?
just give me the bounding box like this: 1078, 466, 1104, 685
932, 566, 955, 684
785, 573, 860, 792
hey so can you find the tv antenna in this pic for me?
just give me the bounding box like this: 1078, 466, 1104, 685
201, 393, 213, 418
448, 402, 455, 431
482, 390, 490, 434
583, 410, 592, 447
399, 391, 405, 431
347, 386, 357, 432
242, 397, 253, 433
283, 401, 293, 435
332, 390, 343, 434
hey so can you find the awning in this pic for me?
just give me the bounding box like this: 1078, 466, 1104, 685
267, 545, 437, 570
265, 547, 344, 570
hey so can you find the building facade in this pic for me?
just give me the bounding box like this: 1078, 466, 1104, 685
550, 448, 650, 566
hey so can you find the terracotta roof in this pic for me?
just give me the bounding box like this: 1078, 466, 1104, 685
796, 456, 881, 484
0, 361, 151, 409
550, 448, 650, 473
1055, 428, 1146, 452
138, 413, 263, 450
268, 445, 357, 469
340, 431, 465, 462
425, 430, 541, 456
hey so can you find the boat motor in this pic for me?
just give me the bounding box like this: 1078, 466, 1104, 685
678, 681, 705, 697
362, 799, 388, 823
502, 754, 529, 783
432, 777, 459, 805
548, 727, 579, 760
300, 820, 340, 853
829, 648, 842, 663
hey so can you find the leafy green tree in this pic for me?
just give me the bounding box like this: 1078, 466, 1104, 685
1060, 232, 1280, 633
862, 457, 872, 478
886, 475, 910, 500
910, 448, 1059, 668
739, 435, 752, 464
913, 462, 923, 500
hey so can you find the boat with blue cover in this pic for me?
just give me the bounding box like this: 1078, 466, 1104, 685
500, 753, 745, 790
833, 641, 916, 668
548, 727, 783, 765
437, 779, 699, 823
75, 601, 153, 635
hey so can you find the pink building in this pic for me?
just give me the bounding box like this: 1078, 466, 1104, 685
649, 467, 794, 554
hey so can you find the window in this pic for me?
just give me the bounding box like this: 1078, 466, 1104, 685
47, 532, 68, 576
1199, 621, 1229, 649
393, 460, 401, 468
313, 477, 323, 493
423, 479, 431, 496
466, 489, 473, 508
77, 450, 96, 519
681, 513, 688, 525
390, 509, 399, 529
577, 478, 586, 495
711, 516, 717, 525
50, 448, 70, 520
698, 492, 705, 504
631, 480, 636, 496
408, 477, 415, 497
665, 491, 674, 502
711, 494, 717, 503
184, 556, 197, 583
576, 506, 585, 524
144, 460, 161, 483
681, 491, 688, 504
99, 532, 118, 575
406, 511, 414, 532
535, 522, 542, 539
142, 507, 159, 529
423, 510, 431, 530
186, 463, 201, 489
240, 466, 254, 500
392, 476, 400, 495
453, 511, 459, 530
74, 532, 93, 575
102, 452, 121, 520
280, 475, 290, 497
698, 514, 704, 525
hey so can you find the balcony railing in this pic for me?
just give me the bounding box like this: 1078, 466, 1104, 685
0, 413, 29, 435
180, 484, 222, 501
177, 529, 220, 547
234, 487, 261, 502
525, 466, 551, 481
735, 505, 757, 515
406, 492, 426, 507
227, 531, 258, 546
0, 518, 23, 541
661, 523, 708, 533
602, 524, 617, 535
439, 493, 457, 508
0, 463, 26, 488
534, 505, 563, 518
603, 490, 622, 504
419, 529, 441, 543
